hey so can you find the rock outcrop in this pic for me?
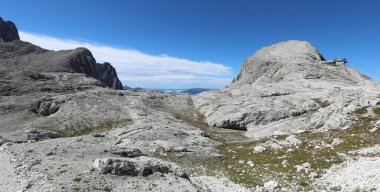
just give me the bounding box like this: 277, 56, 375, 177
93, 157, 188, 178
0, 17, 19, 42
194, 40, 380, 139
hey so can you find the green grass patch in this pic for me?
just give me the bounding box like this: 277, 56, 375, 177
372, 107, 380, 115
312, 98, 331, 108
73, 176, 82, 182
353, 107, 368, 115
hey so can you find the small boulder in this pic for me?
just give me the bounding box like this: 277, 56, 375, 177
25, 129, 61, 141
247, 160, 255, 167
91, 133, 106, 137
29, 99, 65, 116
286, 135, 302, 146
254, 145, 267, 153
263, 180, 280, 190
200, 131, 211, 138
294, 162, 311, 173
111, 148, 146, 158
331, 138, 343, 146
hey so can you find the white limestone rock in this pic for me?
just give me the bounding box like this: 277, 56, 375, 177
263, 180, 280, 190
285, 135, 302, 146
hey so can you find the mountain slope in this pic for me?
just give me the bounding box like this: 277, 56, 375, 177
194, 40, 380, 139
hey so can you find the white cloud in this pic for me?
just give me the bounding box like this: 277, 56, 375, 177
19, 31, 233, 88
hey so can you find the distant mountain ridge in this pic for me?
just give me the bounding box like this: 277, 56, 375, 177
123, 86, 215, 94
0, 17, 123, 91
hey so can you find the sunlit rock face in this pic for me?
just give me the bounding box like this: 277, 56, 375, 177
194, 40, 380, 139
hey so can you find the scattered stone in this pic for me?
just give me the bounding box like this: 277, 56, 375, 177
281, 160, 288, 167
200, 131, 211, 138
247, 160, 254, 167
263, 180, 280, 190
254, 145, 267, 153
309, 172, 318, 179
286, 135, 302, 146
369, 127, 378, 133
111, 148, 146, 158
331, 138, 343, 146
295, 162, 311, 173
25, 129, 61, 141
91, 133, 106, 137
238, 160, 245, 164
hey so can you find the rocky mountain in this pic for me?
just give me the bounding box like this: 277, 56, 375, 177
0, 17, 19, 42
194, 40, 379, 138
1, 18, 379, 191
0, 18, 122, 92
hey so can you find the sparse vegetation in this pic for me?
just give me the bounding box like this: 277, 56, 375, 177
353, 107, 368, 115
46, 152, 56, 156
312, 98, 331, 108
154, 107, 380, 190
372, 107, 380, 115
73, 176, 82, 182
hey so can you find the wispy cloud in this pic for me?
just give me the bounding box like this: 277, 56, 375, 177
19, 31, 233, 88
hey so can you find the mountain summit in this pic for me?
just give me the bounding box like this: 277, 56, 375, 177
233, 40, 369, 86
0, 17, 20, 42
195, 40, 379, 138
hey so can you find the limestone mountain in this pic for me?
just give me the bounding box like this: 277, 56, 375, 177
233, 40, 369, 86
194, 40, 380, 139
0, 18, 123, 93
0, 17, 20, 42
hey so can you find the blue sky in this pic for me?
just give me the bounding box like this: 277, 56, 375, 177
1, 0, 379, 88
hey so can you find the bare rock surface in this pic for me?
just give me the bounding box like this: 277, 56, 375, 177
0, 17, 19, 42
191, 176, 252, 192
194, 40, 380, 139
317, 156, 380, 191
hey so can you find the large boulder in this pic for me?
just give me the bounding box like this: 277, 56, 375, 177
93, 157, 188, 178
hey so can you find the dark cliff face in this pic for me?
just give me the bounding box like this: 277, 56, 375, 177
0, 17, 20, 42
96, 62, 123, 90
0, 17, 123, 90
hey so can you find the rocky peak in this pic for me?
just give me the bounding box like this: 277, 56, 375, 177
0, 17, 20, 42
250, 40, 325, 62
233, 40, 368, 85
0, 17, 123, 90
